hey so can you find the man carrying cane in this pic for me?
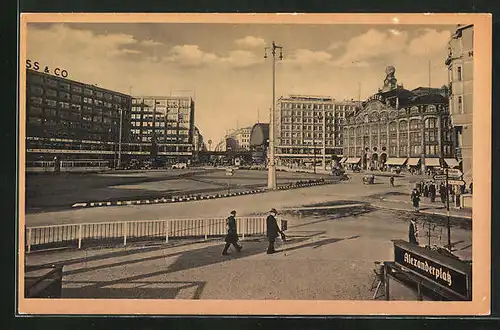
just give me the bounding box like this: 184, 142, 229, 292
266, 208, 286, 254
222, 210, 243, 256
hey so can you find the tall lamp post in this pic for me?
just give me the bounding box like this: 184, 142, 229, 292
264, 41, 283, 190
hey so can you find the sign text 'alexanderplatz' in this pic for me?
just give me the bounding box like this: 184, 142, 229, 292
26, 60, 69, 78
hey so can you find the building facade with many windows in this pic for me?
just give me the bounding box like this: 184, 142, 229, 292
130, 96, 195, 163
446, 24, 473, 182
25, 69, 132, 168
275, 95, 357, 168
341, 67, 455, 171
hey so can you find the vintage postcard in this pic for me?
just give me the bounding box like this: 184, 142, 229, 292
18, 13, 491, 315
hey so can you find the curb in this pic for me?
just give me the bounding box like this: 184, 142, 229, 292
71, 179, 336, 209
371, 203, 472, 220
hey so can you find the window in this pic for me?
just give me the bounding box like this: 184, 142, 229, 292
457, 66, 462, 81
71, 104, 81, 111
59, 82, 70, 91
45, 108, 57, 117
45, 89, 57, 97
72, 85, 83, 93
45, 99, 57, 107
59, 102, 69, 109
458, 96, 463, 113
28, 117, 42, 125
30, 86, 43, 95
30, 75, 44, 84
45, 79, 57, 88
84, 88, 93, 96
72, 95, 82, 102
29, 106, 43, 115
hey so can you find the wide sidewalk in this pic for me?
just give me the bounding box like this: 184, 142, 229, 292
25, 206, 472, 300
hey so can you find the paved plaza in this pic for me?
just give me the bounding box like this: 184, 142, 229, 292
24, 170, 472, 300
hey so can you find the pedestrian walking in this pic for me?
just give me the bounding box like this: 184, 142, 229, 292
266, 208, 285, 254
411, 188, 421, 212
469, 182, 473, 194
429, 183, 436, 203
423, 183, 429, 198
390, 175, 395, 187
409, 218, 419, 245
440, 183, 447, 204
222, 210, 242, 256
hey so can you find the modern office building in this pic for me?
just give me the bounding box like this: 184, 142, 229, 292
25, 68, 132, 168
445, 24, 474, 182
341, 66, 455, 171
274, 95, 357, 169
130, 96, 195, 163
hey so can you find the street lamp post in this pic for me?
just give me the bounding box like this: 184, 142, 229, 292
264, 41, 283, 190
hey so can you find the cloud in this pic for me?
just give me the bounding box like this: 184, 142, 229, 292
407, 28, 452, 56
234, 36, 266, 48
141, 39, 163, 47
283, 49, 333, 67
332, 29, 409, 67
327, 41, 343, 50
165, 44, 219, 67
220, 50, 263, 68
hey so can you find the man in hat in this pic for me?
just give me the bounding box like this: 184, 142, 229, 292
222, 210, 242, 256
266, 208, 285, 254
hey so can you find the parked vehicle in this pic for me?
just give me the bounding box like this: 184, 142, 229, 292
171, 162, 187, 169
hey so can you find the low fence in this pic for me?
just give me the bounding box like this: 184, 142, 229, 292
26, 216, 272, 253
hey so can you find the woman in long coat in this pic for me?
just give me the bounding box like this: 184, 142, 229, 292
411, 188, 421, 212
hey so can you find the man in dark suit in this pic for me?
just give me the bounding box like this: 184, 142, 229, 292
409, 218, 419, 245
222, 210, 242, 256
266, 208, 285, 254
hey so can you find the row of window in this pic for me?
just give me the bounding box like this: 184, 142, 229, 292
29, 76, 128, 103
132, 99, 192, 107
29, 105, 120, 121
277, 141, 336, 147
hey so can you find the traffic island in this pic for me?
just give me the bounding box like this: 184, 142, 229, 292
71, 178, 337, 209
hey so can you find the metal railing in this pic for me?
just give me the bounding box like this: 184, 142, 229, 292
25, 216, 271, 253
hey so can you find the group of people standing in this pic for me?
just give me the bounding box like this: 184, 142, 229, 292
222, 208, 286, 256
410, 179, 473, 211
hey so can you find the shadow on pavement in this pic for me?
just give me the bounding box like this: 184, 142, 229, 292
278, 235, 360, 253
62, 280, 206, 299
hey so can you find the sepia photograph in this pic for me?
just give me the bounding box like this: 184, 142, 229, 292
18, 13, 491, 315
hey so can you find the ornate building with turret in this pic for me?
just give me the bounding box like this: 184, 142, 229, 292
341, 67, 457, 171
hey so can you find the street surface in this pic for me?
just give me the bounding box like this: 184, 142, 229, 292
25, 168, 332, 213
24, 170, 473, 300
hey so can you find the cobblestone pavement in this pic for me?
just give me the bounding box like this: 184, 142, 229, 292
25, 205, 471, 300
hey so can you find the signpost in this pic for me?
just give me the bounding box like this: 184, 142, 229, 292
432, 167, 465, 251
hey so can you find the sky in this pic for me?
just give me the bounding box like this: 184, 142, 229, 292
26, 22, 457, 145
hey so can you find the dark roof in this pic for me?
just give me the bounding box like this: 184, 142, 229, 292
408, 93, 448, 105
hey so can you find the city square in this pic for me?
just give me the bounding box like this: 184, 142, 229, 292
22, 19, 478, 306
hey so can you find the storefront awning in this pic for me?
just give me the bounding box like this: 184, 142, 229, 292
425, 158, 441, 167
407, 158, 421, 166
345, 157, 361, 164
339, 157, 347, 163
385, 158, 407, 166
443, 158, 460, 168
